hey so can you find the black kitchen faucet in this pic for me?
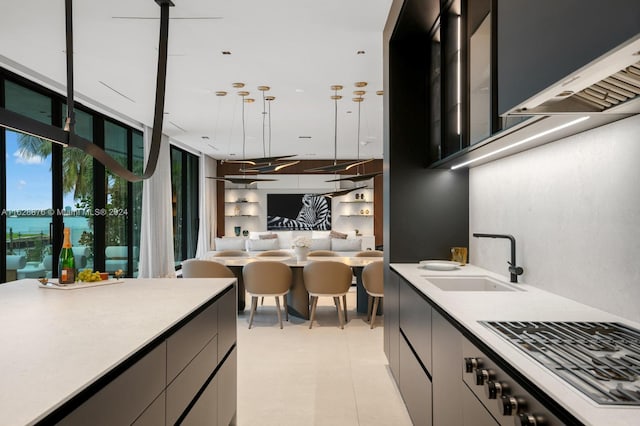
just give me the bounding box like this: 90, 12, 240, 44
472, 233, 524, 283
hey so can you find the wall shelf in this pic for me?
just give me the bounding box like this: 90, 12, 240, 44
225, 201, 259, 204
339, 201, 373, 204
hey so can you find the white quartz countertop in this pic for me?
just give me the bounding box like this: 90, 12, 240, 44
0, 278, 235, 426
391, 263, 640, 426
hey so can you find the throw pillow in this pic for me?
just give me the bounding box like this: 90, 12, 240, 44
329, 230, 348, 239
259, 233, 278, 240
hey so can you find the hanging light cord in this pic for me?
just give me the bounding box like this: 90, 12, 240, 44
333, 89, 338, 166
262, 90, 267, 157
357, 98, 362, 175
268, 99, 272, 157
241, 94, 246, 160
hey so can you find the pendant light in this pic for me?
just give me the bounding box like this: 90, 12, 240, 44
239, 87, 299, 173
319, 185, 367, 198
306, 84, 372, 173
207, 176, 277, 184
325, 85, 379, 183
211, 86, 278, 184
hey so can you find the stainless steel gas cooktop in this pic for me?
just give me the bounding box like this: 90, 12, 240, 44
482, 321, 640, 405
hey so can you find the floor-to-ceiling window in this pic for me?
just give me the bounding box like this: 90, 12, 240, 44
3, 80, 57, 281
1, 68, 144, 282
170, 146, 199, 266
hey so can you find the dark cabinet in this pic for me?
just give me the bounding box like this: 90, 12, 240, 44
384, 267, 401, 380
386, 270, 470, 425
497, 0, 640, 115
397, 274, 433, 426
399, 333, 433, 426
399, 278, 432, 371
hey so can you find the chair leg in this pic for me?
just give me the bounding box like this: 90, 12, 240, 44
309, 296, 318, 329
333, 296, 340, 314
248, 296, 258, 329
260, 296, 264, 306
367, 295, 373, 322
371, 297, 380, 329
275, 296, 283, 329
342, 294, 348, 323
336, 296, 345, 329
282, 295, 288, 321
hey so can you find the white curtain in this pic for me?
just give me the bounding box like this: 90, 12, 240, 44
138, 128, 176, 278
195, 155, 216, 258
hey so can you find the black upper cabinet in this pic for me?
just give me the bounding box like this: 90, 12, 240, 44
497, 0, 640, 115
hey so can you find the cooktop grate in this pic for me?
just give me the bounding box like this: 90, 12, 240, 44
481, 321, 640, 405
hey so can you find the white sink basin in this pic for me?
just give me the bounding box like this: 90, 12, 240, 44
422, 276, 522, 292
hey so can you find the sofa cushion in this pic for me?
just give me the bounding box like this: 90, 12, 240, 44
331, 238, 362, 251
273, 231, 293, 249
246, 238, 279, 251
215, 237, 246, 251
311, 230, 330, 239
309, 238, 331, 250
329, 230, 347, 239
259, 233, 278, 239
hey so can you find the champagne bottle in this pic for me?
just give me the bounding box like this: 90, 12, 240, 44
59, 227, 76, 284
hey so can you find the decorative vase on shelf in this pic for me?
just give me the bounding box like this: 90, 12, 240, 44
234, 226, 241, 236
242, 230, 249, 237
293, 246, 310, 262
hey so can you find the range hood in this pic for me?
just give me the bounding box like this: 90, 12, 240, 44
507, 35, 640, 115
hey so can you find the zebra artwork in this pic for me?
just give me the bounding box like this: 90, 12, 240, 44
267, 193, 331, 230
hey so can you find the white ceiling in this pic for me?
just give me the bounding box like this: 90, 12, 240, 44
0, 0, 392, 161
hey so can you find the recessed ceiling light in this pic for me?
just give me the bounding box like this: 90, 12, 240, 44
346, 110, 353, 114
298, 136, 312, 140
295, 89, 305, 93
222, 50, 231, 55
229, 153, 236, 156
201, 136, 210, 140
357, 50, 365, 55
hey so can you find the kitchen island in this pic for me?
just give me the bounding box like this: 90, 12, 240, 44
389, 263, 640, 426
0, 277, 237, 425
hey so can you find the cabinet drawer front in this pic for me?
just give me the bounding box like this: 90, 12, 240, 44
399, 335, 432, 426
166, 335, 218, 425
399, 279, 432, 371
217, 346, 237, 426
217, 286, 237, 361
462, 383, 499, 426
167, 302, 218, 382
182, 376, 218, 426
132, 391, 166, 426
59, 342, 167, 426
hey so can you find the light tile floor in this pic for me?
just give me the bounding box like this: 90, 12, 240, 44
236, 288, 412, 426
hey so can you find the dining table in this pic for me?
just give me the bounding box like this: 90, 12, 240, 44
209, 255, 380, 320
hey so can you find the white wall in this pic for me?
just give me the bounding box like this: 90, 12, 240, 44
469, 114, 640, 322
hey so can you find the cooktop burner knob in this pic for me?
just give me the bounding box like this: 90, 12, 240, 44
475, 368, 495, 386
464, 357, 480, 373
498, 395, 525, 416
484, 380, 508, 399
514, 413, 545, 426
